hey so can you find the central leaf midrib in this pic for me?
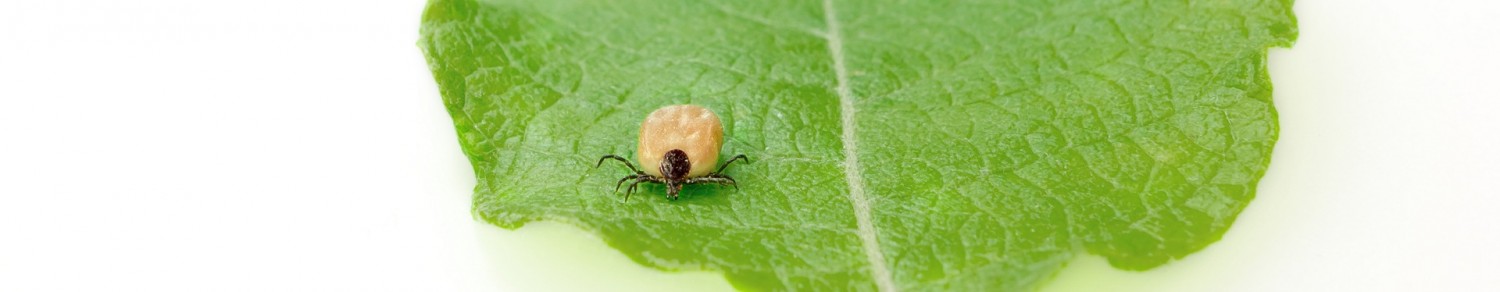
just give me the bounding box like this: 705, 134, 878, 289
819, 0, 896, 291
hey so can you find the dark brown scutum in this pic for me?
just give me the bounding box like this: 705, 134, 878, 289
660, 149, 691, 180
660, 149, 691, 199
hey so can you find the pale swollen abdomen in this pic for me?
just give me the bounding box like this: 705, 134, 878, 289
637, 105, 724, 178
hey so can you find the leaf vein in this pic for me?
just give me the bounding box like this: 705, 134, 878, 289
820, 0, 896, 290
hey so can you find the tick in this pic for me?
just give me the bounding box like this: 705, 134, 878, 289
596, 105, 749, 202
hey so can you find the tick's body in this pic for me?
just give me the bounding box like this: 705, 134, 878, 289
597, 105, 748, 201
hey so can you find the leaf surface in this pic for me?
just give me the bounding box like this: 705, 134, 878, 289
420, 0, 1296, 290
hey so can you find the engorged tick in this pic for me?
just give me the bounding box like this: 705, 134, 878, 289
596, 105, 749, 202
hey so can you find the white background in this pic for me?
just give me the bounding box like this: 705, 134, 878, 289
1, 0, 1497, 291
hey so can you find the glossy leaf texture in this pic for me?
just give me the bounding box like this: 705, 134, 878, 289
419, 0, 1297, 290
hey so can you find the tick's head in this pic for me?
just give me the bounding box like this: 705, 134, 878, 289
658, 149, 691, 181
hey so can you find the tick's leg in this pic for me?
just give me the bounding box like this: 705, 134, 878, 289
687, 176, 738, 190
710, 154, 749, 175
624, 177, 644, 203
613, 174, 640, 193
624, 176, 667, 202
596, 155, 641, 173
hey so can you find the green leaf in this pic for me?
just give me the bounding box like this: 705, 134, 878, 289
419, 0, 1297, 290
